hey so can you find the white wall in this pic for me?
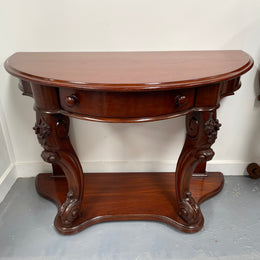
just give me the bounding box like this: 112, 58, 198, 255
0, 97, 17, 202
1, 0, 260, 179
0, 107, 11, 177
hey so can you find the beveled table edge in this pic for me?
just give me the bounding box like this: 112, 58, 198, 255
4, 51, 254, 92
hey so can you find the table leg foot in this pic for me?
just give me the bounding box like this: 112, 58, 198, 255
178, 191, 200, 224
247, 163, 260, 179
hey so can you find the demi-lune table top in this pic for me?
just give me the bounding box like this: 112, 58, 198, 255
4, 51, 253, 91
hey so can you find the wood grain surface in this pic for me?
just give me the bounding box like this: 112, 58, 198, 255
5, 51, 253, 91
36, 172, 224, 235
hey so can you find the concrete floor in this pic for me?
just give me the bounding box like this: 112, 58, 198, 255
0, 176, 260, 260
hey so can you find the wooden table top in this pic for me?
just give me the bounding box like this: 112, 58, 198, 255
5, 51, 253, 91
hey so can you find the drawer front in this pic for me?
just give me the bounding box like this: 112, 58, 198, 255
59, 88, 195, 120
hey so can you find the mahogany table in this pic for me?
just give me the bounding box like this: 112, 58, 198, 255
5, 51, 253, 235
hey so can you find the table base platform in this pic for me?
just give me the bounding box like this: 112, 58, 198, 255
36, 172, 224, 235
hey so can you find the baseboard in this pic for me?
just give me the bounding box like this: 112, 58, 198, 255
15, 160, 253, 178
0, 163, 17, 203
207, 161, 251, 176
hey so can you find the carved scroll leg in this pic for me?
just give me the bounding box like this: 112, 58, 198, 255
175, 111, 221, 224
52, 163, 65, 177
34, 109, 84, 227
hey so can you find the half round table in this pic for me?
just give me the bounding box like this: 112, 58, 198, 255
5, 51, 253, 234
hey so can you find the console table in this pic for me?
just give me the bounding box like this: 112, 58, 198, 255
5, 51, 253, 235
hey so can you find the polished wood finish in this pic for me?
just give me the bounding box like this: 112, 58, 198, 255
33, 108, 84, 226
59, 88, 195, 120
36, 172, 224, 234
175, 110, 221, 224
4, 51, 253, 234
5, 51, 252, 91
247, 163, 260, 179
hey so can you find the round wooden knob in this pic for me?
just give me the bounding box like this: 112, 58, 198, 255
65, 94, 78, 107
175, 95, 187, 107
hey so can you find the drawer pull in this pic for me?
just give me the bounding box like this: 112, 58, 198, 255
65, 94, 79, 107
175, 95, 187, 107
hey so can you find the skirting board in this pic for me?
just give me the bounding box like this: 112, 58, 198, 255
0, 164, 17, 203
15, 160, 252, 178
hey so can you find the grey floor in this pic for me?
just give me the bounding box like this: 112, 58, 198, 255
0, 176, 260, 260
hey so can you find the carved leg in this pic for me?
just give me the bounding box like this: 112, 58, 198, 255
194, 162, 206, 175
52, 163, 65, 177
33, 108, 84, 227
176, 110, 221, 224
247, 163, 260, 179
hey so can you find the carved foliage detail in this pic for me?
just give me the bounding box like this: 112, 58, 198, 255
186, 113, 220, 162
41, 150, 60, 163
177, 112, 221, 225
204, 118, 221, 144
33, 115, 51, 146
58, 191, 81, 226
34, 112, 82, 227
196, 148, 214, 161
178, 191, 200, 224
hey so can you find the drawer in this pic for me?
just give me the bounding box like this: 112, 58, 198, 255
59, 88, 195, 120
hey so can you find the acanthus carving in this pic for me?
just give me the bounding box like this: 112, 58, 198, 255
41, 150, 60, 163
177, 111, 221, 225
204, 118, 221, 144
194, 115, 221, 162
178, 191, 200, 224
33, 110, 82, 227
33, 113, 69, 151
33, 115, 51, 146
196, 148, 214, 161
58, 191, 81, 226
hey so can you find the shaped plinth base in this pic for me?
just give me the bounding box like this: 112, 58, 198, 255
35, 172, 224, 235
